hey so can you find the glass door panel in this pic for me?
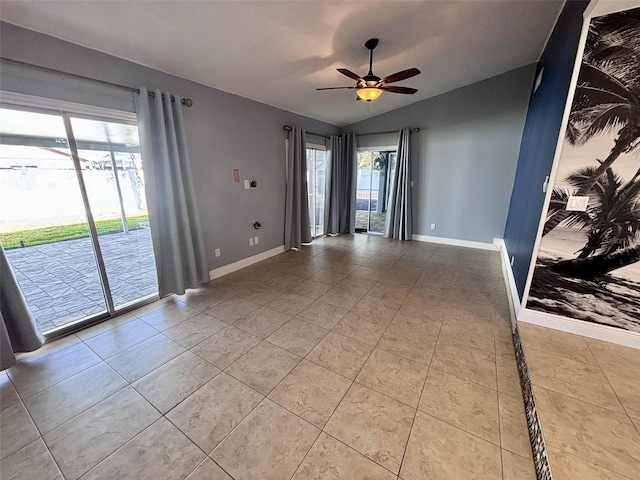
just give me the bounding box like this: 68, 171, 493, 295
69, 116, 157, 310
306, 148, 327, 238
0, 107, 107, 332
356, 150, 394, 234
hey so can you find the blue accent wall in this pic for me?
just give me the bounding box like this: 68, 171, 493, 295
503, 0, 589, 299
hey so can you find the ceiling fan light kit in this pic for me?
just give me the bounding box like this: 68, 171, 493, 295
317, 38, 420, 102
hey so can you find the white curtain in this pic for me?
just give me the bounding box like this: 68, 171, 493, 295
1, 244, 43, 370
384, 128, 413, 240
284, 126, 311, 250
135, 87, 209, 296
325, 134, 357, 234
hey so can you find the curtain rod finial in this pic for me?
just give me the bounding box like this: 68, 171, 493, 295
283, 125, 293, 131
410, 127, 420, 133
181, 98, 193, 107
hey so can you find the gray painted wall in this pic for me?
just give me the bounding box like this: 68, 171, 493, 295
344, 64, 536, 243
0, 22, 339, 270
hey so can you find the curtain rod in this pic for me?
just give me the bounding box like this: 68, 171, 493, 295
0, 57, 194, 107
283, 125, 419, 138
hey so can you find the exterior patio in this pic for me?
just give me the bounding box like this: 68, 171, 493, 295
5, 228, 157, 333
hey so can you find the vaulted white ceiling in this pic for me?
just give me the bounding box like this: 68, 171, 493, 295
0, 1, 563, 126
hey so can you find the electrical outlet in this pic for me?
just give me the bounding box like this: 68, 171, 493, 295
244, 180, 250, 189
249, 237, 254, 246
254, 236, 259, 245
510, 256, 515, 266
430, 223, 436, 230
214, 248, 221, 257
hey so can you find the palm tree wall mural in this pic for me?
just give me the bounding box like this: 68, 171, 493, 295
528, 7, 640, 333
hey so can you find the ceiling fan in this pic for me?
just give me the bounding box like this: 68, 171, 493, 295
317, 38, 420, 101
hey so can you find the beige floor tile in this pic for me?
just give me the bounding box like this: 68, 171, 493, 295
266, 292, 315, 316
438, 315, 495, 353
431, 340, 496, 389
586, 339, 640, 418
265, 318, 328, 356
269, 359, 351, 428
82, 419, 205, 480
76, 313, 137, 341
232, 306, 291, 339
163, 313, 228, 349
306, 332, 374, 380
292, 432, 396, 480
178, 287, 233, 311
0, 402, 40, 461
547, 446, 629, 480
138, 303, 200, 331
496, 353, 522, 396
374, 284, 411, 308
44, 386, 160, 480
132, 351, 219, 413
324, 383, 414, 474
23, 362, 127, 434
83, 319, 159, 359
166, 373, 263, 454
376, 318, 438, 365
319, 285, 367, 309
419, 368, 499, 445
0, 373, 20, 412
0, 438, 63, 480
351, 295, 400, 321
191, 326, 260, 369
237, 283, 283, 304
8, 342, 101, 398
212, 399, 320, 480
106, 334, 185, 383
309, 268, 350, 285
519, 322, 597, 365
356, 349, 427, 408
332, 311, 389, 346
526, 348, 624, 413
399, 412, 502, 480
501, 449, 535, 480
288, 279, 333, 299
296, 300, 350, 329
264, 273, 304, 291
225, 342, 300, 395
498, 391, 532, 459
15, 334, 82, 363
186, 458, 233, 480
535, 387, 640, 478
206, 297, 261, 323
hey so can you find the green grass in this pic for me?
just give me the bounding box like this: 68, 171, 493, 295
0, 214, 150, 249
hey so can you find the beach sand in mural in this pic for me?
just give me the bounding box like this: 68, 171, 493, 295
528, 228, 640, 333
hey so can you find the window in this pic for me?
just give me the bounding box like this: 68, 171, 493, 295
356, 149, 396, 234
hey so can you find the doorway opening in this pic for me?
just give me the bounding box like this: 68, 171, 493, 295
355, 149, 396, 234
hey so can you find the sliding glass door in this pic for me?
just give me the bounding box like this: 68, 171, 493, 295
306, 146, 327, 238
0, 105, 157, 334
356, 150, 395, 234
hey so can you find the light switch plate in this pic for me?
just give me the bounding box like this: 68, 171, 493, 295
566, 195, 589, 211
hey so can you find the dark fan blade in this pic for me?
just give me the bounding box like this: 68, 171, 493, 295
316, 86, 356, 90
381, 68, 421, 84
337, 68, 362, 81
381, 85, 418, 94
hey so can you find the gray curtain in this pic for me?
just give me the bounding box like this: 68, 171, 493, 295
384, 128, 413, 240
284, 126, 311, 250
1, 244, 44, 370
325, 134, 357, 234
135, 87, 209, 297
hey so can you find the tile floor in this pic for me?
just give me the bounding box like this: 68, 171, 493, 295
519, 322, 640, 480
0, 235, 535, 479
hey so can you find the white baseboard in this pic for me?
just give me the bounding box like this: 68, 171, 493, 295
209, 245, 285, 280
412, 234, 498, 251
519, 308, 640, 350
494, 238, 521, 327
